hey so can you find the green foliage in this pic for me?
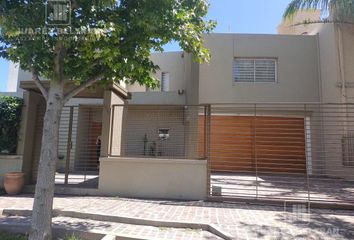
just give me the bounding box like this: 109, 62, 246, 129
0, 95, 23, 154
0, 0, 216, 89
283, 0, 354, 23
64, 234, 81, 240
0, 232, 27, 240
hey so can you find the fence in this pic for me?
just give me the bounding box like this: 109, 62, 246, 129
109, 105, 207, 160
206, 103, 354, 205
30, 102, 354, 203
111, 103, 354, 205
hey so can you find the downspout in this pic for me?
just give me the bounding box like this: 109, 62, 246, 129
316, 33, 323, 103
315, 31, 326, 175
336, 24, 346, 104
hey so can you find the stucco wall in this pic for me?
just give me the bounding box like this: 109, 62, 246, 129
127, 51, 186, 93
198, 33, 320, 104
98, 157, 207, 200
0, 156, 23, 188
342, 26, 354, 101
122, 106, 186, 158
316, 24, 341, 103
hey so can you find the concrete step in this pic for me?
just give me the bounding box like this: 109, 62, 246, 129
0, 215, 223, 240
1, 209, 230, 240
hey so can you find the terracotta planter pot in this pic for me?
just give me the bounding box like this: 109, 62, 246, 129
4, 172, 25, 195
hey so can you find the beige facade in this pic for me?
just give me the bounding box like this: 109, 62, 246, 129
99, 157, 207, 200
198, 33, 320, 104
5, 19, 354, 197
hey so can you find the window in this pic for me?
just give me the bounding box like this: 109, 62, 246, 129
161, 72, 170, 92
233, 58, 277, 83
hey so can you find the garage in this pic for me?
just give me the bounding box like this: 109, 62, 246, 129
201, 116, 306, 174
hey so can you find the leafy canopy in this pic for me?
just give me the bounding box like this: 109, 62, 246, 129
284, 0, 354, 23
0, 0, 215, 88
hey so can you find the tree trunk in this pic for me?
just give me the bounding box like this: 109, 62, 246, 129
29, 79, 64, 240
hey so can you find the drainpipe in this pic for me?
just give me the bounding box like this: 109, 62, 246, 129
316, 33, 323, 103
335, 24, 346, 104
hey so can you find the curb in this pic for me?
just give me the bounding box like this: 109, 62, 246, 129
2, 208, 234, 240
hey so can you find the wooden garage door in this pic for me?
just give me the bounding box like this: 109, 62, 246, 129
201, 116, 306, 174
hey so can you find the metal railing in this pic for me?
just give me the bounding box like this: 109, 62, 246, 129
109, 105, 207, 160
207, 103, 354, 205
31, 102, 354, 203
110, 103, 354, 205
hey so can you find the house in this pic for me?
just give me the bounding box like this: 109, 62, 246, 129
2, 11, 354, 202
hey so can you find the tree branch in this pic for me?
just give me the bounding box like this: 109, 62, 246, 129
63, 74, 104, 104
31, 70, 48, 101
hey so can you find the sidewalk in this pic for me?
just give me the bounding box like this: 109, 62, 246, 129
1, 195, 354, 239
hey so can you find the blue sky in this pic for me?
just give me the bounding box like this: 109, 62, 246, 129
0, 0, 292, 91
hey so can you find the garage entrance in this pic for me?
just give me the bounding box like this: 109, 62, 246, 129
209, 115, 306, 174
205, 104, 354, 205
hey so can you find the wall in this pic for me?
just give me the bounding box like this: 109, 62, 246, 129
16, 91, 45, 183
316, 24, 341, 103
185, 53, 200, 105
127, 51, 186, 93
0, 156, 23, 188
121, 106, 186, 158
128, 91, 186, 105
277, 10, 322, 35
315, 24, 354, 179
198, 33, 320, 104
101, 90, 127, 157
98, 157, 207, 200
342, 25, 354, 101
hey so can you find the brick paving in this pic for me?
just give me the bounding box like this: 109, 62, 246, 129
0, 215, 220, 240
1, 195, 354, 239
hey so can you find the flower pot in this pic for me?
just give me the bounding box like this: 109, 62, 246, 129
4, 172, 25, 195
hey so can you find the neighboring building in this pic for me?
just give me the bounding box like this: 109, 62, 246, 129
3, 13, 354, 200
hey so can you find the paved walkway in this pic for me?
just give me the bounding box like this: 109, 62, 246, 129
1, 195, 354, 239
211, 173, 354, 204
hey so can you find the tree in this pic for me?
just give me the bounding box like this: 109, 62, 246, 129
0, 1, 215, 239
283, 0, 354, 23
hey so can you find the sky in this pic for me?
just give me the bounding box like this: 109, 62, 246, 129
0, 0, 292, 91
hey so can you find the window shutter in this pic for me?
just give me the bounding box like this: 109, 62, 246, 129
234, 58, 277, 83
161, 72, 170, 92
255, 59, 276, 82
234, 59, 254, 82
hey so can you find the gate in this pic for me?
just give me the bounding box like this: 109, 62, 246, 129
31, 105, 101, 188
207, 103, 354, 205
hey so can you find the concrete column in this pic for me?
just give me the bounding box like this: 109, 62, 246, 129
18, 91, 45, 183
101, 90, 126, 157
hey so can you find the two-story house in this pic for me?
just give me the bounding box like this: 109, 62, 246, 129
4, 12, 354, 202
